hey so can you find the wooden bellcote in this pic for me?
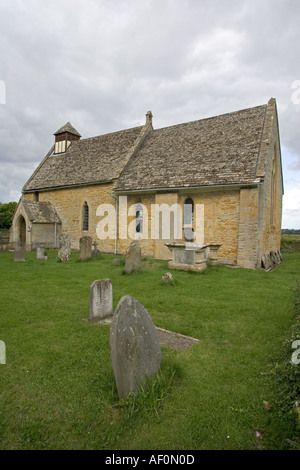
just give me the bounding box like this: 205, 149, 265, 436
53, 122, 81, 154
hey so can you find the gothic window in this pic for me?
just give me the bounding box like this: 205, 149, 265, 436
184, 198, 194, 241
135, 201, 143, 234
83, 201, 89, 231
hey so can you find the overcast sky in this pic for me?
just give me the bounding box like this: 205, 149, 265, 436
0, 0, 299, 228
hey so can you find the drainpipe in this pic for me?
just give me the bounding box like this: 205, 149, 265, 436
110, 191, 118, 255
54, 222, 57, 248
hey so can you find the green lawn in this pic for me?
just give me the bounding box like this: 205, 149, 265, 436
0, 249, 299, 450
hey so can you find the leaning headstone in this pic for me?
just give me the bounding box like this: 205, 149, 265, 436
89, 279, 113, 321
110, 295, 162, 400
14, 245, 26, 262
36, 247, 47, 260
58, 234, 71, 262
79, 236, 92, 261
125, 240, 141, 274
270, 250, 278, 268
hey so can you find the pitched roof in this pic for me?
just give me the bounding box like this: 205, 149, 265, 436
115, 103, 269, 191
23, 126, 144, 191
54, 122, 81, 137
22, 200, 61, 223
23, 100, 278, 194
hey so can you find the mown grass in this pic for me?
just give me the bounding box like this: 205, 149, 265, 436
0, 249, 299, 450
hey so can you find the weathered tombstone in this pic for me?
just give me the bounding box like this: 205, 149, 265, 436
270, 251, 277, 267
91, 241, 100, 257
14, 245, 26, 262
58, 234, 71, 262
89, 279, 113, 321
110, 295, 162, 400
79, 236, 92, 261
125, 240, 141, 274
36, 247, 47, 260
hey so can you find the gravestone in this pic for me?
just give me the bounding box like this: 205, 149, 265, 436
91, 241, 100, 257
110, 295, 162, 400
89, 279, 113, 321
14, 245, 26, 262
36, 247, 47, 260
58, 234, 71, 262
125, 241, 141, 274
261, 253, 270, 270
79, 236, 92, 261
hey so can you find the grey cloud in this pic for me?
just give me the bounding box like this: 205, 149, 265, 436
0, 0, 299, 225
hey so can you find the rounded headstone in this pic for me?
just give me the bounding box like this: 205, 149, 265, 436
125, 241, 141, 274
110, 295, 162, 399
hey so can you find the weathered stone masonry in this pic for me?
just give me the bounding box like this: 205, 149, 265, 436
11, 99, 283, 269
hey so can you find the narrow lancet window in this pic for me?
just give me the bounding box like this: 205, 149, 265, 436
135, 201, 143, 234
83, 201, 89, 231
184, 198, 194, 242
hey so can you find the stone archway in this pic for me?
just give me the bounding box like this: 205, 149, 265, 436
18, 215, 26, 246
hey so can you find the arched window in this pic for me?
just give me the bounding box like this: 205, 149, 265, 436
184, 198, 194, 242
135, 201, 143, 234
83, 202, 89, 231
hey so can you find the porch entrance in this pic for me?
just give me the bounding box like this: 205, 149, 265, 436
19, 216, 26, 246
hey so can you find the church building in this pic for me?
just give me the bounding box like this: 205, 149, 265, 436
10, 98, 283, 269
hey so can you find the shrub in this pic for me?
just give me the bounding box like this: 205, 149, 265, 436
273, 280, 300, 448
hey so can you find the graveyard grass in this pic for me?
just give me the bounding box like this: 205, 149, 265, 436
0, 249, 299, 450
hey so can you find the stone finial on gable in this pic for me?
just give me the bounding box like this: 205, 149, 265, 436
145, 110, 153, 126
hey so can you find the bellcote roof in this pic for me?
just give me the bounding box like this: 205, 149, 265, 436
53, 122, 81, 137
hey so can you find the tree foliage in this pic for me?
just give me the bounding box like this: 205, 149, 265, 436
0, 201, 18, 229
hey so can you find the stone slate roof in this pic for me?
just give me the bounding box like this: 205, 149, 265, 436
22, 200, 61, 223
23, 126, 144, 191
115, 104, 268, 191
23, 100, 277, 193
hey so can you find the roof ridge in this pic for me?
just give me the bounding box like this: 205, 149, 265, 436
153, 103, 268, 133
76, 125, 144, 143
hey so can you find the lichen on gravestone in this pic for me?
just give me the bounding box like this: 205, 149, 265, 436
125, 241, 141, 274
110, 295, 162, 399
58, 234, 71, 262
